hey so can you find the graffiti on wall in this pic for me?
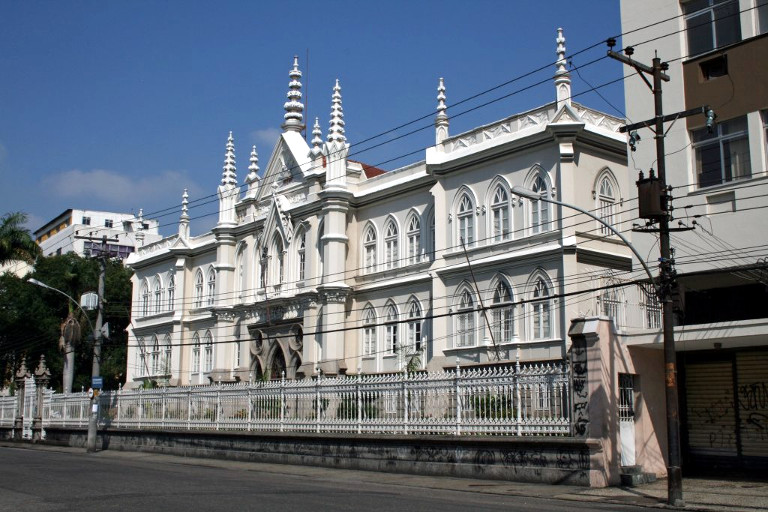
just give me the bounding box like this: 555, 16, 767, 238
570, 339, 589, 437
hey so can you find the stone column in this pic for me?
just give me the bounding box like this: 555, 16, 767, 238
13, 360, 30, 441
33, 355, 51, 442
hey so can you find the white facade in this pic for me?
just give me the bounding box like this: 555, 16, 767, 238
125, 31, 632, 388
34, 208, 162, 259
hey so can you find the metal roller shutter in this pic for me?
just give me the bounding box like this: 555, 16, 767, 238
736, 351, 768, 458
685, 361, 737, 457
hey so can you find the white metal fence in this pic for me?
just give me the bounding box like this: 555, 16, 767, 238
0, 394, 15, 428
37, 363, 571, 436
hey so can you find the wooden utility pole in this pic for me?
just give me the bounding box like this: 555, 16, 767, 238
607, 41, 709, 508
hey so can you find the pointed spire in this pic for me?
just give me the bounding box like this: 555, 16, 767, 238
555, 27, 571, 108
327, 79, 346, 143
247, 145, 259, 180
221, 131, 237, 185
310, 117, 323, 157
181, 189, 189, 219
435, 77, 449, 145
282, 55, 305, 132
245, 145, 260, 198
179, 188, 190, 239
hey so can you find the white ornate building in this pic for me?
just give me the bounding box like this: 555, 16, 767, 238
125, 30, 631, 387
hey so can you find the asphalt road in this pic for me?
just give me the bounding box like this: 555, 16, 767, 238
0, 445, 651, 512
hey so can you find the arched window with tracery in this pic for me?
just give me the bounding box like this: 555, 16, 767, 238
150, 335, 159, 375
362, 305, 377, 356
530, 276, 552, 339
384, 302, 399, 354
272, 236, 284, 286
407, 298, 422, 352
530, 173, 551, 234
136, 337, 146, 377
406, 212, 421, 265
363, 223, 377, 273
162, 334, 172, 375
491, 185, 511, 242
192, 332, 201, 379
194, 270, 204, 308
492, 280, 514, 343
206, 268, 216, 306
204, 330, 214, 373
166, 273, 175, 311
457, 193, 474, 246
384, 218, 399, 270
153, 277, 162, 314
596, 173, 618, 236
141, 281, 150, 316
455, 288, 476, 347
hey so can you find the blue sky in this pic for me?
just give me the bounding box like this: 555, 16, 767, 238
0, 0, 624, 236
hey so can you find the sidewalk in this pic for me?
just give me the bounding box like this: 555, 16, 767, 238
565, 476, 768, 511
3, 441, 767, 510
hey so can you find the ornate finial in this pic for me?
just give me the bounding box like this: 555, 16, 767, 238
435, 77, 449, 145
221, 131, 237, 185
327, 79, 346, 143
247, 145, 259, 181
282, 55, 305, 132
34, 355, 51, 380
245, 146, 260, 198
137, 208, 144, 226
555, 28, 572, 108
179, 188, 190, 239
311, 117, 323, 156
16, 359, 29, 380
437, 77, 447, 116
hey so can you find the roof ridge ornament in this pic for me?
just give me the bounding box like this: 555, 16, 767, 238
245, 146, 260, 198
327, 79, 346, 143
282, 55, 305, 132
221, 131, 237, 185
179, 188, 190, 239
310, 117, 323, 157
555, 27, 572, 108
435, 77, 449, 145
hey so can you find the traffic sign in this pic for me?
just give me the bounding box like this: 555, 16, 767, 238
92, 376, 103, 389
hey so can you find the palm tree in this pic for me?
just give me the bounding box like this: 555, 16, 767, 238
0, 212, 41, 265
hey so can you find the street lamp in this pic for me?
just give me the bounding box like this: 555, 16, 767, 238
510, 186, 656, 286
28, 277, 101, 452
28, 279, 96, 333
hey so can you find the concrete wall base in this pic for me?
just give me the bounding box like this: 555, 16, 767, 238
39, 427, 610, 486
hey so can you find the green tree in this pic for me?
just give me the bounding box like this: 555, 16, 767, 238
0, 212, 40, 265
0, 253, 132, 391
